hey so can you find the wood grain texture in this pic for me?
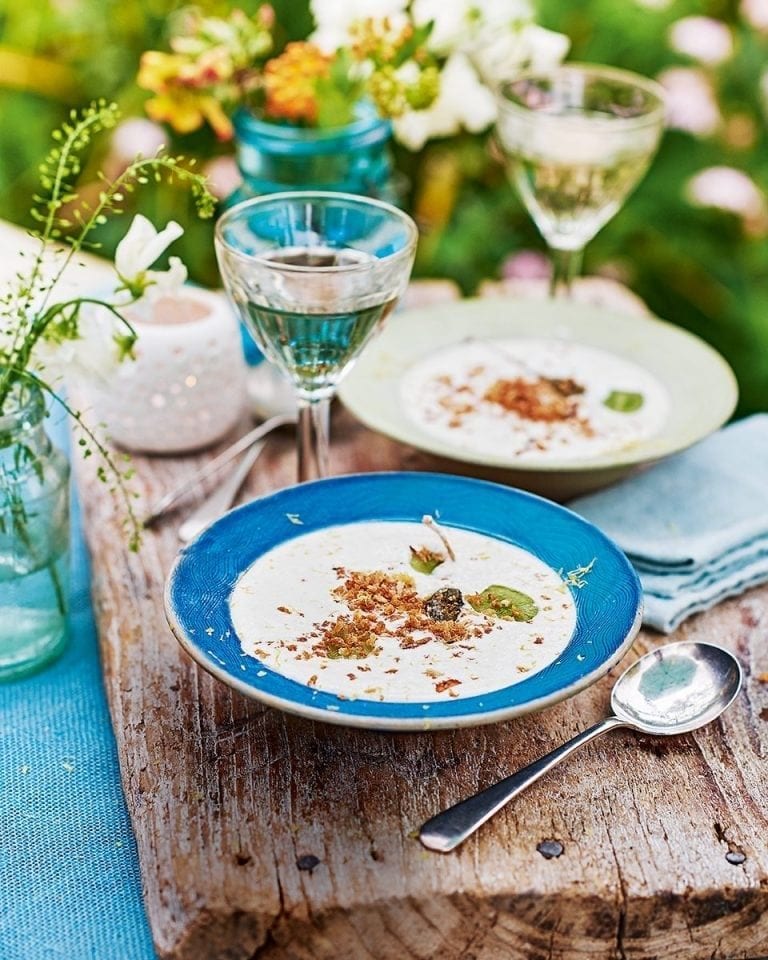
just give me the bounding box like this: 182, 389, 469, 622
71, 282, 768, 960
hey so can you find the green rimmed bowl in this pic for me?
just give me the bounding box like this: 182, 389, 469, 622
338, 297, 738, 500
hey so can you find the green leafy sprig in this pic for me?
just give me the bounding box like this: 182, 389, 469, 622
0, 100, 216, 549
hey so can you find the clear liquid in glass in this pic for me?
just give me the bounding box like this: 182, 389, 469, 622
236, 246, 397, 396
509, 151, 652, 251
0, 547, 69, 680
498, 108, 660, 251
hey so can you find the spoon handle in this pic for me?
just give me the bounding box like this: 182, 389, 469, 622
419, 715, 626, 853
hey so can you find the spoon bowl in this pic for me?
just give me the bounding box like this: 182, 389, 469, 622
419, 640, 743, 852
612, 641, 742, 735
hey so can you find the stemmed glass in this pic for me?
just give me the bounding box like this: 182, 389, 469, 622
495, 64, 665, 298
215, 192, 418, 482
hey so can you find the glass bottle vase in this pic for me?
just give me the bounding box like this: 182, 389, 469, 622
228, 102, 398, 206
0, 381, 70, 680
228, 104, 400, 376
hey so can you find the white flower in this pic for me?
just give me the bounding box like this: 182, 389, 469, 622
310, 0, 408, 51
394, 53, 497, 150
115, 215, 183, 279
114, 215, 187, 300
668, 16, 734, 66
686, 166, 766, 219
657, 67, 721, 136
472, 23, 570, 88
412, 0, 536, 54
150, 256, 187, 297
741, 0, 768, 31
33, 304, 123, 385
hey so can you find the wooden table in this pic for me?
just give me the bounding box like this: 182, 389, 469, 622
1, 218, 763, 959
68, 280, 768, 960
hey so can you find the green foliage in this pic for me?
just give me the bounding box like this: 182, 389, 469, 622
0, 99, 214, 548
0, 0, 766, 415
409, 545, 446, 575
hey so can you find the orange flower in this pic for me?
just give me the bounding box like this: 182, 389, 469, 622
263, 42, 330, 124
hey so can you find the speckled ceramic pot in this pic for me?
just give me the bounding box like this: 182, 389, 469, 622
86, 287, 247, 454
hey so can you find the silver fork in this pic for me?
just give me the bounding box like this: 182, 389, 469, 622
177, 440, 267, 542
143, 412, 294, 528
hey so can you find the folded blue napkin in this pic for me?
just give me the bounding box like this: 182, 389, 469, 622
569, 415, 768, 632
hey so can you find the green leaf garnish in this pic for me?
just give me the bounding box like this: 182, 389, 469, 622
410, 545, 445, 575
603, 390, 644, 413
467, 585, 539, 622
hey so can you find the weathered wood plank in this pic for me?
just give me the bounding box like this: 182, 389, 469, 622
3, 218, 765, 958
71, 281, 768, 960
76, 415, 768, 960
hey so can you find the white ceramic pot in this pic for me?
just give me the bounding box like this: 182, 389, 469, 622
86, 286, 247, 454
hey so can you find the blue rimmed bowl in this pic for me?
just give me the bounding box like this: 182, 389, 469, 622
165, 472, 642, 731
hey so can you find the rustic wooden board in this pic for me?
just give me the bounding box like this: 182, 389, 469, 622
72, 283, 768, 960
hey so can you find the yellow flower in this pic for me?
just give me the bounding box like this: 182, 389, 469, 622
138, 50, 234, 139
263, 42, 330, 124
144, 90, 233, 139
137, 51, 187, 95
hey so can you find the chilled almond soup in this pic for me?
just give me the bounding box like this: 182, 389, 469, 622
229, 520, 579, 703
399, 338, 669, 463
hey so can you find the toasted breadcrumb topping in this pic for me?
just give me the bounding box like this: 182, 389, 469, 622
302, 568, 491, 660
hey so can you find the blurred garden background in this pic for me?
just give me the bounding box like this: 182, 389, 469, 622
1, 0, 766, 413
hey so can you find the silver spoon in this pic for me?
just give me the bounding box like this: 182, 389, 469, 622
419, 641, 742, 853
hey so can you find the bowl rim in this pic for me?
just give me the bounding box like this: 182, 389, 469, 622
338, 296, 739, 474
165, 470, 643, 731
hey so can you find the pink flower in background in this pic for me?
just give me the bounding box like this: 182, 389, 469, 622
668, 16, 734, 65
501, 250, 550, 280
686, 167, 767, 234
203, 156, 242, 200
658, 67, 721, 136
741, 0, 768, 31
110, 118, 167, 163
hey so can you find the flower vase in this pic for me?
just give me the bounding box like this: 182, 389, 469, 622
0, 381, 70, 681
228, 103, 398, 206
227, 103, 399, 382
83, 286, 247, 454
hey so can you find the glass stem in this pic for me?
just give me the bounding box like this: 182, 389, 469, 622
549, 246, 584, 299
297, 395, 331, 483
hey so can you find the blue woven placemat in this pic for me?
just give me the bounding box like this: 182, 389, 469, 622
0, 418, 156, 960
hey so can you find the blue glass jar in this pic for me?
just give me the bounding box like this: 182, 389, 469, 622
228, 102, 397, 205
228, 103, 399, 372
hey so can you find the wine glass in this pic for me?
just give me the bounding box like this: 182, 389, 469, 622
495, 64, 665, 298
215, 192, 418, 482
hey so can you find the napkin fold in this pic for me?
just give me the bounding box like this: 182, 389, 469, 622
570, 415, 768, 632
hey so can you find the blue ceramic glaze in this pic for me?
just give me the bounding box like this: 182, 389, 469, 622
165, 473, 642, 730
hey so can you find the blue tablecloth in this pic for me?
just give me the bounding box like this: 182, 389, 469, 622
0, 419, 156, 960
